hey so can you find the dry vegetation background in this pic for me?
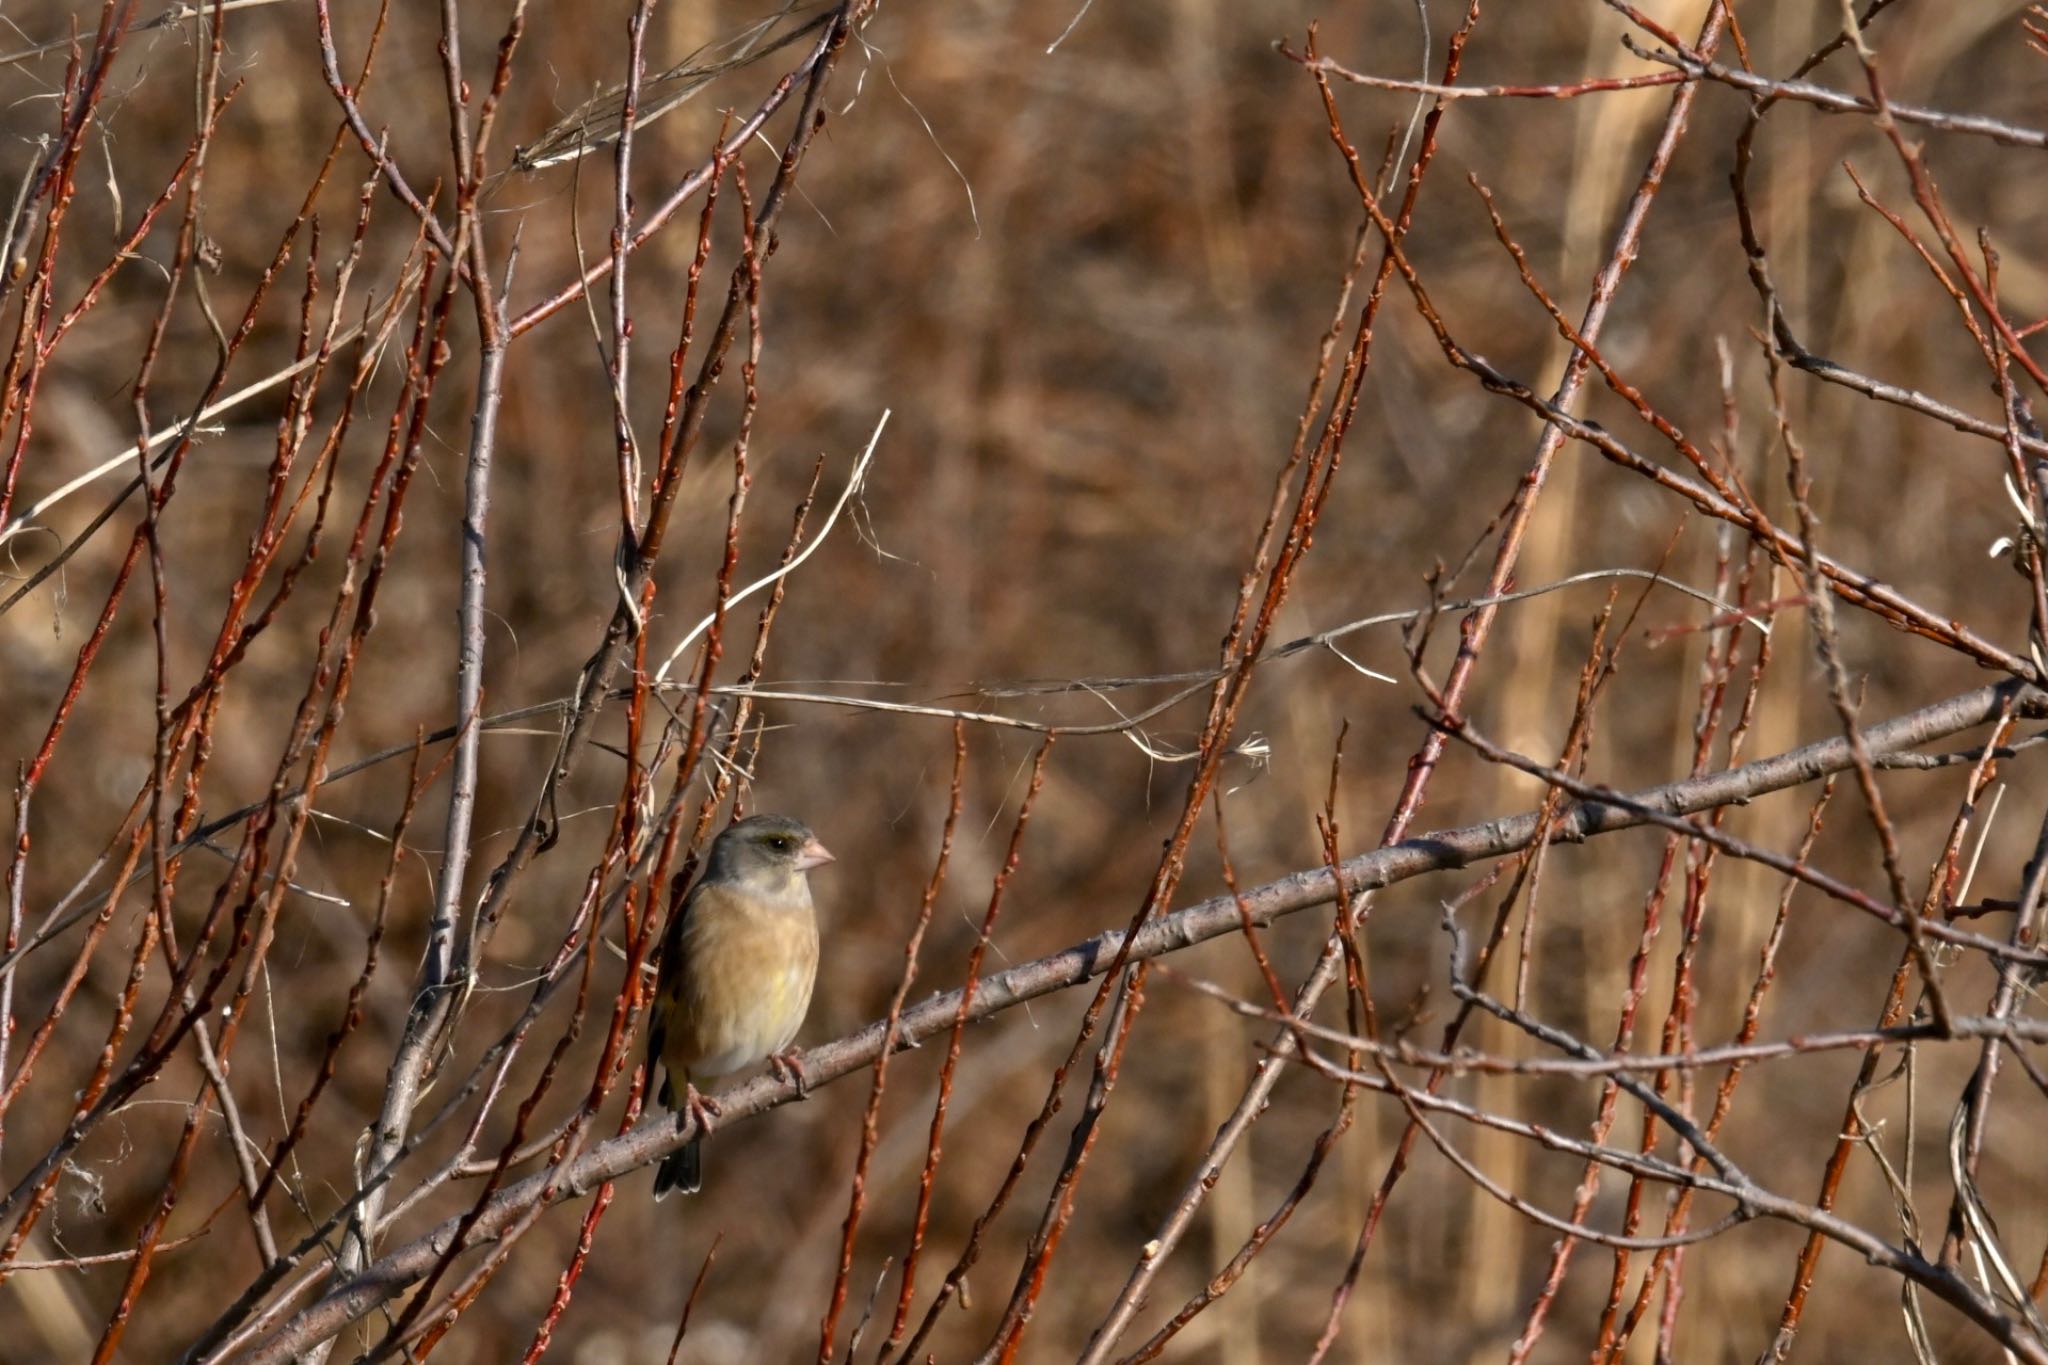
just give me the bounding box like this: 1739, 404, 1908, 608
1, 0, 2047, 1361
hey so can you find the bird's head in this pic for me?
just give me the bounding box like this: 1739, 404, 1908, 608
707, 813, 835, 888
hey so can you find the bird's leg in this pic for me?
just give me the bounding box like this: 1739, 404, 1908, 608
682, 1084, 722, 1133
768, 1049, 810, 1099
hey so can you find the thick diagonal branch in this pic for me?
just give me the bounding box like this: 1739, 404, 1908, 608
237, 677, 2045, 1362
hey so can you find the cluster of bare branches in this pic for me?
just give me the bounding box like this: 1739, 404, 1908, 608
0, 0, 2045, 1360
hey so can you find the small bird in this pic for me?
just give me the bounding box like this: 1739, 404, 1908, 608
648, 813, 833, 1197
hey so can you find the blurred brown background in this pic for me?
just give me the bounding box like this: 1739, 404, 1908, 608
2, 0, 2045, 1360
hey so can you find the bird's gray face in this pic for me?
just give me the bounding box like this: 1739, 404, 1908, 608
708, 814, 835, 890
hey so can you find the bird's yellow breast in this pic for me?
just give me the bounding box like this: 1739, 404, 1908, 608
660, 881, 819, 1080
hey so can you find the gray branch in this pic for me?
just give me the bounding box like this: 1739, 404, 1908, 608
236, 677, 2047, 1362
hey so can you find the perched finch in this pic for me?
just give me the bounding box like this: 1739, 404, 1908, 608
648, 813, 833, 1197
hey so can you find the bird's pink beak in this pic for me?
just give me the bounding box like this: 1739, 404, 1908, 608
796, 837, 835, 872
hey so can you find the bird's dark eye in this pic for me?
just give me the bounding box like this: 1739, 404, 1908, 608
770, 835, 792, 850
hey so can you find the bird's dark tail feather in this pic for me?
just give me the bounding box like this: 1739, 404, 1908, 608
653, 1136, 703, 1199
